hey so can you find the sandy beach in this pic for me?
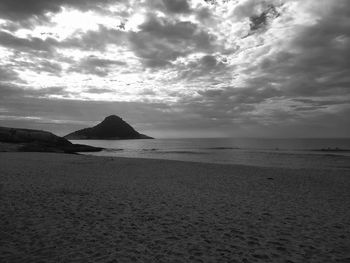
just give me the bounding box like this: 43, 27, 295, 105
0, 152, 349, 262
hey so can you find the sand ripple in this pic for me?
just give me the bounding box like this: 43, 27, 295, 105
1, 153, 350, 262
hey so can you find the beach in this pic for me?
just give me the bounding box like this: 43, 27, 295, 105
1, 152, 349, 262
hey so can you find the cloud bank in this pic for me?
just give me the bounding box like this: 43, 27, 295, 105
0, 0, 349, 137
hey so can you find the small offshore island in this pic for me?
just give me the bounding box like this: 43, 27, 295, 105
65, 115, 153, 140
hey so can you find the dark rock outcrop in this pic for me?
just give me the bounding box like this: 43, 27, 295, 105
64, 115, 153, 140
0, 126, 103, 153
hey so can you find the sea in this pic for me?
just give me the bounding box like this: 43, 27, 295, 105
70, 138, 350, 169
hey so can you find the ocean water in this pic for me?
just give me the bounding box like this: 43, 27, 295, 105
71, 138, 350, 169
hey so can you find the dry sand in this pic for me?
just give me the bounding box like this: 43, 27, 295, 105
0, 152, 349, 262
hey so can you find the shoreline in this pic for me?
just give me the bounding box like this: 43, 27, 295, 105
80, 150, 350, 170
1, 152, 350, 262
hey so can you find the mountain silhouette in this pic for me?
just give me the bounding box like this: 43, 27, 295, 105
0, 126, 103, 153
64, 115, 153, 140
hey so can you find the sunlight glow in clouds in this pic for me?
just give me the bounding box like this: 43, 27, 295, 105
0, 0, 349, 137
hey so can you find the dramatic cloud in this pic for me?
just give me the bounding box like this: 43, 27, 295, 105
162, 0, 192, 14
70, 56, 126, 77
248, 4, 280, 33
0, 0, 122, 21
0, 0, 349, 137
0, 66, 18, 81
128, 14, 215, 67
0, 31, 58, 52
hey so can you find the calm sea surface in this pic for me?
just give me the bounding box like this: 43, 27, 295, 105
71, 138, 350, 169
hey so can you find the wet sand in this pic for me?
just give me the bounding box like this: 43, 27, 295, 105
0, 152, 349, 262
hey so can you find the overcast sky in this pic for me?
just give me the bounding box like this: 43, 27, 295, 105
0, 0, 349, 138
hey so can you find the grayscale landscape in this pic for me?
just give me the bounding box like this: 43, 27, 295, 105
1, 0, 349, 262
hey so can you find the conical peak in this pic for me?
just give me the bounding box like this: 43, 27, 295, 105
97, 115, 134, 129
102, 115, 122, 122
64, 115, 153, 139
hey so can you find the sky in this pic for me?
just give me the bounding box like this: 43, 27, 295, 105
0, 0, 349, 138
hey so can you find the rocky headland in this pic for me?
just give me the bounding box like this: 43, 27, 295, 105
0, 126, 103, 153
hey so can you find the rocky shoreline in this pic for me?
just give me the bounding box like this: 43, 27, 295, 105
0, 127, 103, 153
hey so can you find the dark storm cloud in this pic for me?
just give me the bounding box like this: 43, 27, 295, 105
0, 32, 63, 76
162, 0, 191, 14
179, 54, 229, 80
0, 0, 61, 21
142, 0, 192, 15
70, 56, 126, 77
36, 60, 63, 75
0, 25, 126, 66
8, 58, 63, 76
62, 25, 126, 51
0, 66, 18, 82
129, 15, 215, 67
0, 31, 58, 53
201, 55, 220, 68
242, 0, 350, 104
196, 7, 212, 21
0, 84, 67, 98
249, 4, 280, 32
0, 0, 123, 21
